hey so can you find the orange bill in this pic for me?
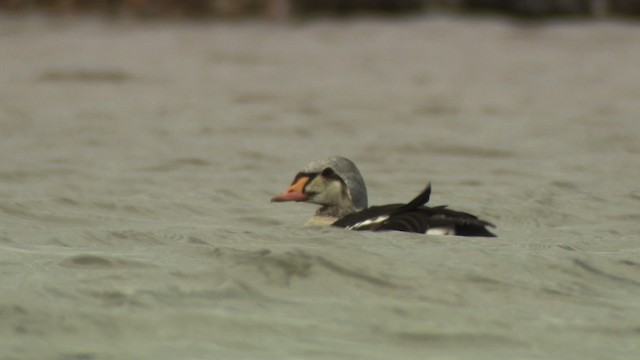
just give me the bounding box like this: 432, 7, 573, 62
271, 176, 309, 202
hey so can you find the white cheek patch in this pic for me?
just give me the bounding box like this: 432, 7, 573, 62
308, 179, 347, 205
346, 215, 390, 230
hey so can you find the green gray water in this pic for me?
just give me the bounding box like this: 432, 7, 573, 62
1, 16, 639, 359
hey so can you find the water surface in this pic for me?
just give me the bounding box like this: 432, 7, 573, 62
1, 16, 639, 359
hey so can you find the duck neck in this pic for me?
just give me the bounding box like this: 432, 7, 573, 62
315, 204, 357, 219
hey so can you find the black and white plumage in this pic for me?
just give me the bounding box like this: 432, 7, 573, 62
271, 156, 496, 237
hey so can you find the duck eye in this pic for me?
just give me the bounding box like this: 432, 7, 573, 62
321, 167, 335, 177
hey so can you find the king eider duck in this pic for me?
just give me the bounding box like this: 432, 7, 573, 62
271, 156, 496, 237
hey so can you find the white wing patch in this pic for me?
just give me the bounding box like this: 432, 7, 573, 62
345, 215, 390, 230
426, 227, 456, 235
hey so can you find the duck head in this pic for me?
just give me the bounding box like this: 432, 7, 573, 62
271, 156, 368, 218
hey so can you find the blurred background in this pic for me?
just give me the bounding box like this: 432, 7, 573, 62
0, 0, 639, 19
2, 1, 640, 360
